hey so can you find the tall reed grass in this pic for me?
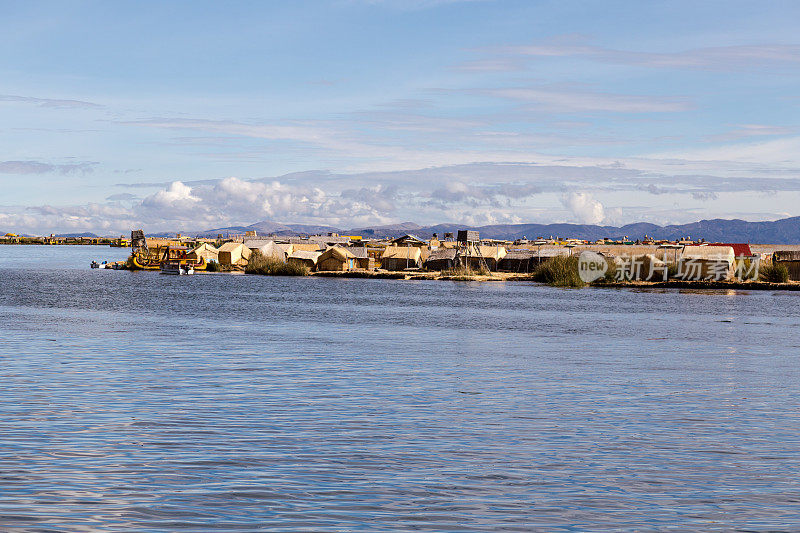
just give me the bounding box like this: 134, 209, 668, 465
759, 263, 789, 283
441, 264, 491, 278
245, 251, 309, 276
532, 256, 585, 287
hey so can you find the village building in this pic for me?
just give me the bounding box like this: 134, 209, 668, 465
217, 242, 252, 267
381, 245, 423, 271
677, 245, 735, 280
287, 250, 322, 270
316, 246, 358, 271
291, 242, 326, 253
245, 240, 291, 261
424, 248, 457, 271
773, 250, 800, 281
687, 243, 753, 258
390, 234, 427, 247
305, 235, 353, 247
498, 249, 538, 273
187, 243, 219, 264
613, 254, 669, 281
458, 245, 507, 271
347, 246, 374, 270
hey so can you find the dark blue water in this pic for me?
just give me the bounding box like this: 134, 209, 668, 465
1, 246, 799, 531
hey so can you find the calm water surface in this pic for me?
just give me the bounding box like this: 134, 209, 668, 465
1, 245, 799, 531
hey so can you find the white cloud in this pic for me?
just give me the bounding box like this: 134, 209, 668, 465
561, 192, 605, 224
6, 159, 800, 235
425, 180, 542, 207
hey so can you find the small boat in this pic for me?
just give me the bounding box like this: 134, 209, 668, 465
160, 260, 194, 275
91, 261, 109, 269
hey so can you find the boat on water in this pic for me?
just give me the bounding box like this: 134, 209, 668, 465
160, 260, 195, 275
130, 245, 206, 271
127, 230, 206, 272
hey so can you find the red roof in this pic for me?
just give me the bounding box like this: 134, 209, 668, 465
687, 243, 752, 257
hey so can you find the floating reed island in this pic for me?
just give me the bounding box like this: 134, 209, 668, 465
92, 229, 800, 289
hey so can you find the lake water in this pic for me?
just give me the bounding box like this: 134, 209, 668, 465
1, 245, 799, 531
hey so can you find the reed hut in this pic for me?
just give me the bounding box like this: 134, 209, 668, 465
246, 240, 289, 262
347, 246, 374, 270
678, 245, 735, 281
459, 245, 507, 271
498, 249, 537, 273
500, 248, 569, 272
291, 242, 325, 253
614, 254, 669, 281
187, 243, 219, 264
773, 250, 800, 281
288, 250, 321, 270
424, 248, 457, 271
390, 234, 427, 246
316, 246, 357, 271
381, 245, 423, 271
217, 242, 252, 267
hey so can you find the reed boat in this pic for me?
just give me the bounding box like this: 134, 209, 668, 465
130, 245, 206, 271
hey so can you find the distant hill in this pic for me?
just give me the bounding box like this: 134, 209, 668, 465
198, 220, 342, 238
347, 222, 422, 239
55, 232, 99, 238
193, 216, 800, 244
404, 218, 800, 243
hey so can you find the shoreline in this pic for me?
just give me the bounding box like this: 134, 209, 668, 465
306, 270, 800, 290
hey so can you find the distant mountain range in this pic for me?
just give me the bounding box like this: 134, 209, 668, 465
55, 232, 100, 238
197, 217, 800, 243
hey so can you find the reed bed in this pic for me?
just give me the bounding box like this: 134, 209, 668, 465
759, 263, 789, 283
440, 264, 492, 279
532, 256, 585, 288
245, 251, 309, 276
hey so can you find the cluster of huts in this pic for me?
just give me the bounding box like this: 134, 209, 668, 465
170, 231, 800, 281
181, 232, 533, 272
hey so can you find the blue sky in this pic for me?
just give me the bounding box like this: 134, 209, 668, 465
2, 0, 800, 234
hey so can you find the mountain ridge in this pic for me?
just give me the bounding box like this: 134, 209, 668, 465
195, 217, 800, 244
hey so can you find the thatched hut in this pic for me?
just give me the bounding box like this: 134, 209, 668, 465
613, 254, 669, 281
498, 249, 537, 273
678, 245, 735, 281
424, 248, 457, 271
291, 242, 325, 253
773, 250, 800, 281
217, 242, 252, 267
381, 246, 423, 271
390, 234, 427, 246
246, 240, 290, 262
187, 243, 219, 264
316, 246, 357, 271
288, 250, 322, 270
347, 246, 374, 270
459, 245, 507, 271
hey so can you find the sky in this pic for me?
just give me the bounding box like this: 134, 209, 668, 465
1, 0, 800, 235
